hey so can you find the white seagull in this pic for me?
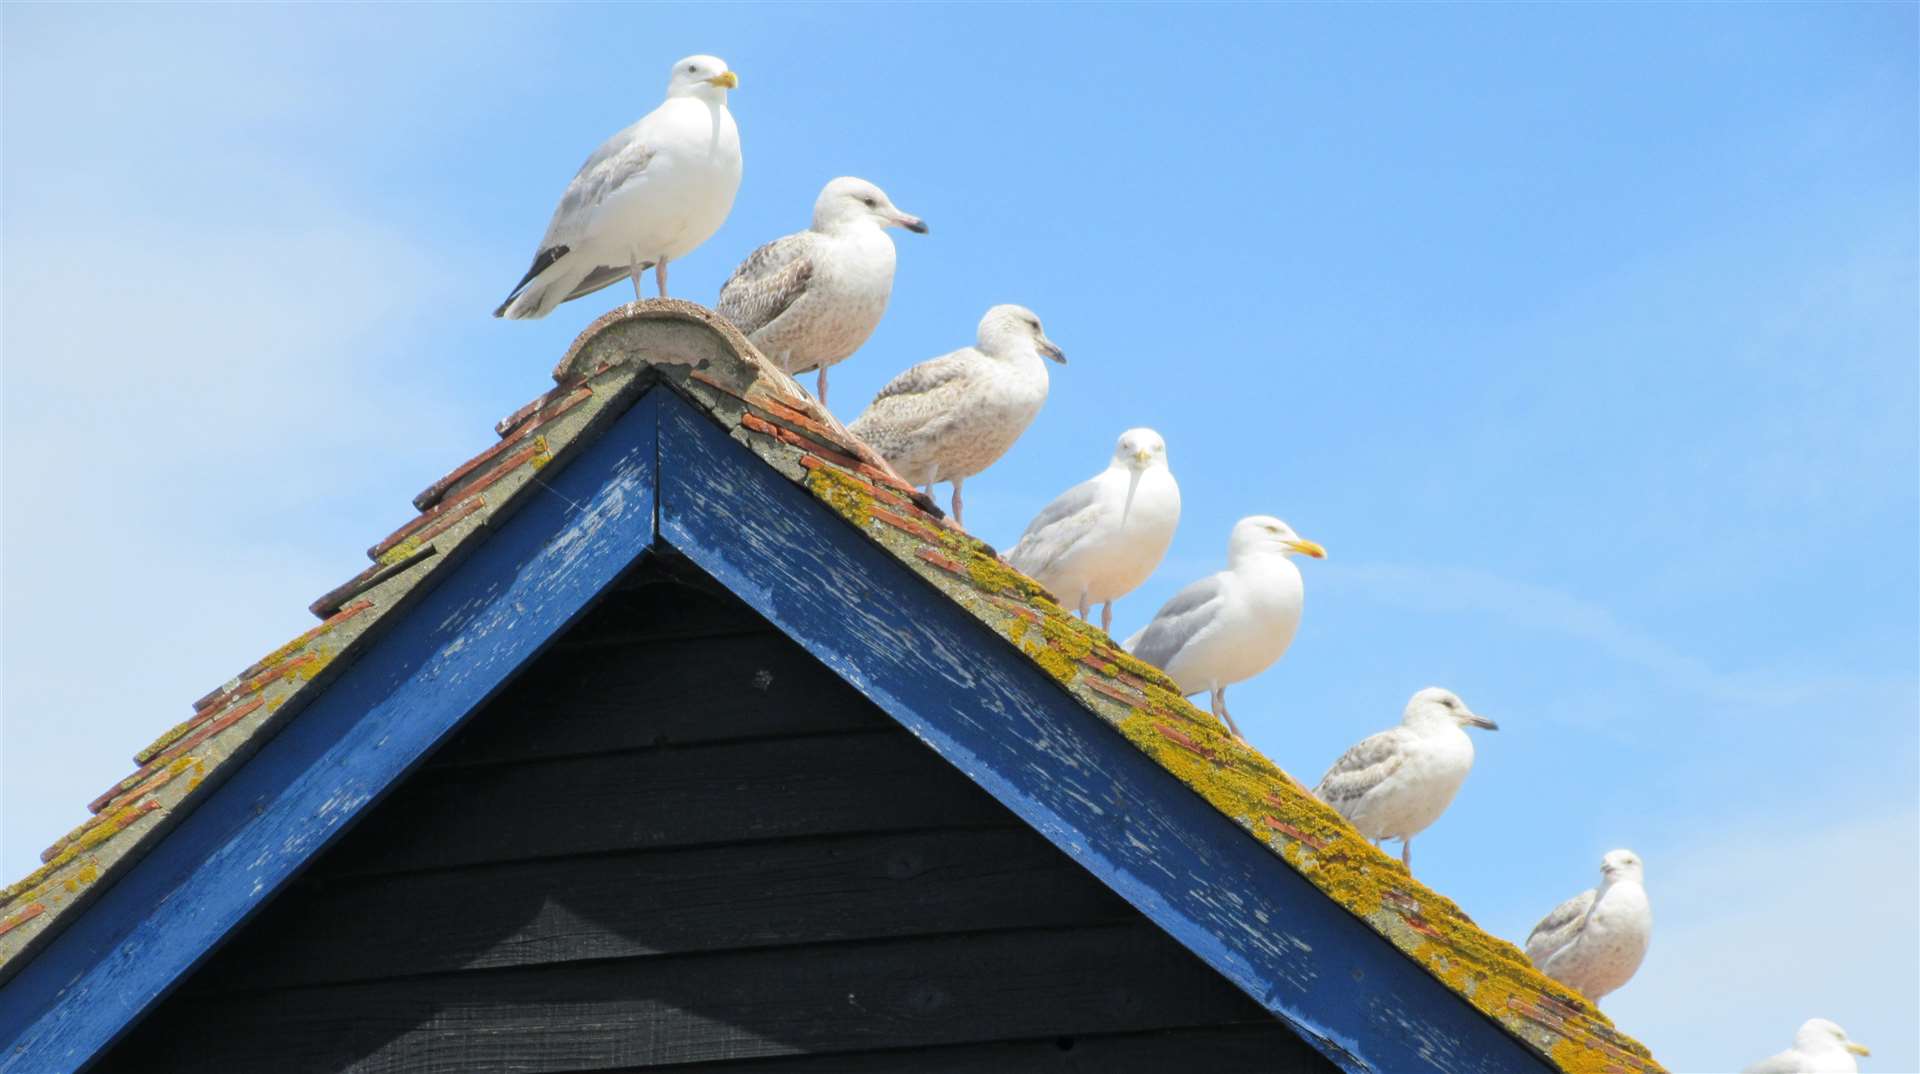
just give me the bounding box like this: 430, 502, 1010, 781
716, 177, 926, 408
1314, 687, 1497, 871
1007, 429, 1180, 633
848, 305, 1064, 528
1524, 849, 1653, 1004
1124, 516, 1325, 739
496, 55, 742, 318
1743, 1019, 1872, 1074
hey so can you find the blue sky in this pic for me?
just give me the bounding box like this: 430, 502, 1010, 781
3, 4, 1914, 1069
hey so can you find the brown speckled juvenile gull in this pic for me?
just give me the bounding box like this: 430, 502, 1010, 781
1314, 687, 1498, 872
848, 305, 1064, 527
1525, 849, 1653, 1004
716, 177, 927, 409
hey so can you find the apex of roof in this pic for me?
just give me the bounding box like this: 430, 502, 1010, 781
0, 301, 1661, 1074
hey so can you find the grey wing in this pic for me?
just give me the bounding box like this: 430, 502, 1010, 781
1007, 479, 1104, 577
540, 119, 656, 250
560, 263, 641, 304
498, 121, 659, 311
1128, 575, 1227, 669
716, 234, 816, 338
870, 350, 976, 403
1524, 888, 1597, 965
1314, 731, 1408, 811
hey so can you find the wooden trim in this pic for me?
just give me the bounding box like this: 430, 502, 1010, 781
656, 392, 1549, 1074
0, 394, 664, 1073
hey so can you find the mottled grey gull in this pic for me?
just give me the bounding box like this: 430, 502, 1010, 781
716, 177, 926, 408
847, 305, 1064, 527
1314, 687, 1497, 871
1524, 849, 1653, 1004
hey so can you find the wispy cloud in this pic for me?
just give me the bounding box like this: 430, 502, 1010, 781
1317, 560, 1918, 715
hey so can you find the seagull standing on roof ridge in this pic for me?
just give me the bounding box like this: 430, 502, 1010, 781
495, 55, 742, 318
1124, 515, 1325, 739
1743, 1019, 1872, 1073
848, 305, 1064, 528
1524, 849, 1652, 1004
1007, 429, 1180, 634
1314, 687, 1497, 871
717, 177, 926, 408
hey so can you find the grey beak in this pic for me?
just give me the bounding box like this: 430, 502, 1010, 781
1466, 714, 1499, 731
1038, 337, 1066, 364
901, 216, 929, 235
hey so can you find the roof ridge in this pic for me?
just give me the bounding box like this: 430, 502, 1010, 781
0, 302, 1662, 1074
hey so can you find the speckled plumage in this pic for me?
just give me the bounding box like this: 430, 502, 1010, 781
1314, 688, 1496, 870
848, 305, 1064, 526
1525, 850, 1652, 1004
716, 178, 926, 407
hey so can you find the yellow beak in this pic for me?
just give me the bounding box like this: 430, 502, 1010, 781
1285, 539, 1327, 559
1133, 450, 1153, 464
708, 71, 739, 89
1846, 1043, 1871, 1057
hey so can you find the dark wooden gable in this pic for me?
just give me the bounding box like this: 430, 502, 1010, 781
101, 552, 1332, 1073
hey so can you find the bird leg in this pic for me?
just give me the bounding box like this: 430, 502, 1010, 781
949, 478, 965, 528
629, 251, 644, 303
817, 365, 829, 408
1401, 839, 1412, 870
1100, 603, 1113, 634
655, 257, 669, 298
1210, 688, 1245, 740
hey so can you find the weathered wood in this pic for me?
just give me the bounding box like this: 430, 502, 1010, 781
433, 628, 887, 767
0, 393, 667, 1074
656, 395, 1548, 1074
588, 1025, 1332, 1072
113, 924, 1277, 1074
323, 730, 1010, 877
190, 827, 1132, 991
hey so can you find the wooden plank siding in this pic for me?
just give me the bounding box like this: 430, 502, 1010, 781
101, 557, 1329, 1073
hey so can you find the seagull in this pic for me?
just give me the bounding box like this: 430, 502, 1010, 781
1007, 429, 1180, 633
1524, 849, 1653, 1004
848, 305, 1064, 527
1314, 687, 1497, 871
716, 177, 926, 408
1743, 1019, 1872, 1074
495, 55, 742, 318
1123, 516, 1325, 739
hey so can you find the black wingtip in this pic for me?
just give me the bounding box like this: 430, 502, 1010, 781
494, 244, 570, 320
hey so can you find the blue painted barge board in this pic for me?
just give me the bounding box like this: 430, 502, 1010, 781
655, 393, 1550, 1074
0, 393, 662, 1073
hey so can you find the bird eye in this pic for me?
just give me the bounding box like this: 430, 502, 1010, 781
863, 197, 876, 207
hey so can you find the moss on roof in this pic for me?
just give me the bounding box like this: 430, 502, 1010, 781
0, 303, 1665, 1074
